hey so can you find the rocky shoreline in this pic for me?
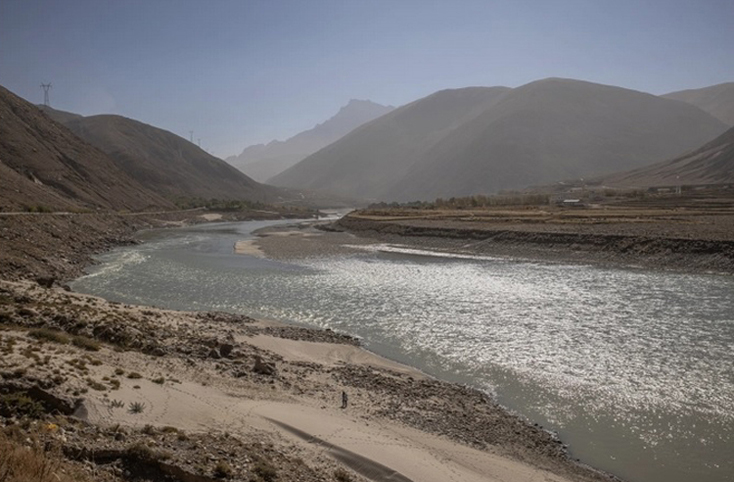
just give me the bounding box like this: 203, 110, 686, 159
0, 210, 621, 482
331, 212, 734, 275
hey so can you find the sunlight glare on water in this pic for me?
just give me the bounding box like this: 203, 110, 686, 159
71, 221, 734, 482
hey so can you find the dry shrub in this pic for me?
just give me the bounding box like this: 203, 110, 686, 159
334, 468, 353, 482
0, 431, 90, 482
28, 328, 69, 345
214, 460, 234, 478
71, 335, 100, 351
0, 393, 44, 418
252, 457, 277, 481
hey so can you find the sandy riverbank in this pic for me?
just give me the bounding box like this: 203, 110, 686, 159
314, 209, 734, 274
0, 278, 618, 482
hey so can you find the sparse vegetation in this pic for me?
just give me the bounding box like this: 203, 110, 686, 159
71, 335, 100, 351
128, 401, 146, 414
214, 460, 234, 478
173, 197, 267, 212
65, 358, 88, 373
28, 328, 69, 345
334, 468, 353, 482
0, 392, 44, 418
252, 458, 278, 481
0, 431, 91, 482
23, 204, 53, 213
86, 378, 107, 391
368, 192, 552, 210
125, 441, 170, 462
85, 356, 103, 366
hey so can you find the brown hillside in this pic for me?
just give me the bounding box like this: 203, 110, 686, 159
0, 86, 172, 211
398, 79, 727, 200
663, 82, 734, 126
45, 109, 277, 202
600, 125, 734, 188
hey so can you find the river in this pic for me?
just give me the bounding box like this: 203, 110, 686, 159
70, 218, 734, 482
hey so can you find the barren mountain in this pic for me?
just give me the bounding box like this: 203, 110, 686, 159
42, 108, 277, 202
271, 79, 727, 202
663, 82, 734, 126
0, 86, 172, 211
269, 86, 511, 199
226, 99, 394, 182
598, 125, 734, 188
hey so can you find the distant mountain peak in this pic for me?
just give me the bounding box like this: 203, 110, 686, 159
334, 99, 393, 117
347, 98, 380, 105
226, 99, 394, 182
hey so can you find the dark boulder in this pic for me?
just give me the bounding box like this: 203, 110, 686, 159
253, 356, 277, 376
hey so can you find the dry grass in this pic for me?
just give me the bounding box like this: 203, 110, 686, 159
28, 328, 69, 345
71, 335, 100, 351
0, 431, 91, 482
213, 460, 234, 478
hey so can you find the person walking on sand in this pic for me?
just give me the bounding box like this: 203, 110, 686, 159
341, 391, 348, 409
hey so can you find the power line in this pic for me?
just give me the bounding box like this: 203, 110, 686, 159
40, 83, 52, 107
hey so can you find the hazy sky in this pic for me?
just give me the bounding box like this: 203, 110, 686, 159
1, 0, 733, 158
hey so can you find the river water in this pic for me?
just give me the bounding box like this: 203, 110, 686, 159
71, 219, 734, 482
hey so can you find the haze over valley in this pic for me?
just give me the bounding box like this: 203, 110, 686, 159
226, 99, 394, 182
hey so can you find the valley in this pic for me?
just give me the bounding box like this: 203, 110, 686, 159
0, 29, 732, 481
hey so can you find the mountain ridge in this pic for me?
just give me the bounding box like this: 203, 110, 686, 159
662, 82, 734, 126
596, 125, 734, 188
0, 85, 172, 211
271, 78, 727, 201
226, 99, 394, 182
43, 107, 277, 203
